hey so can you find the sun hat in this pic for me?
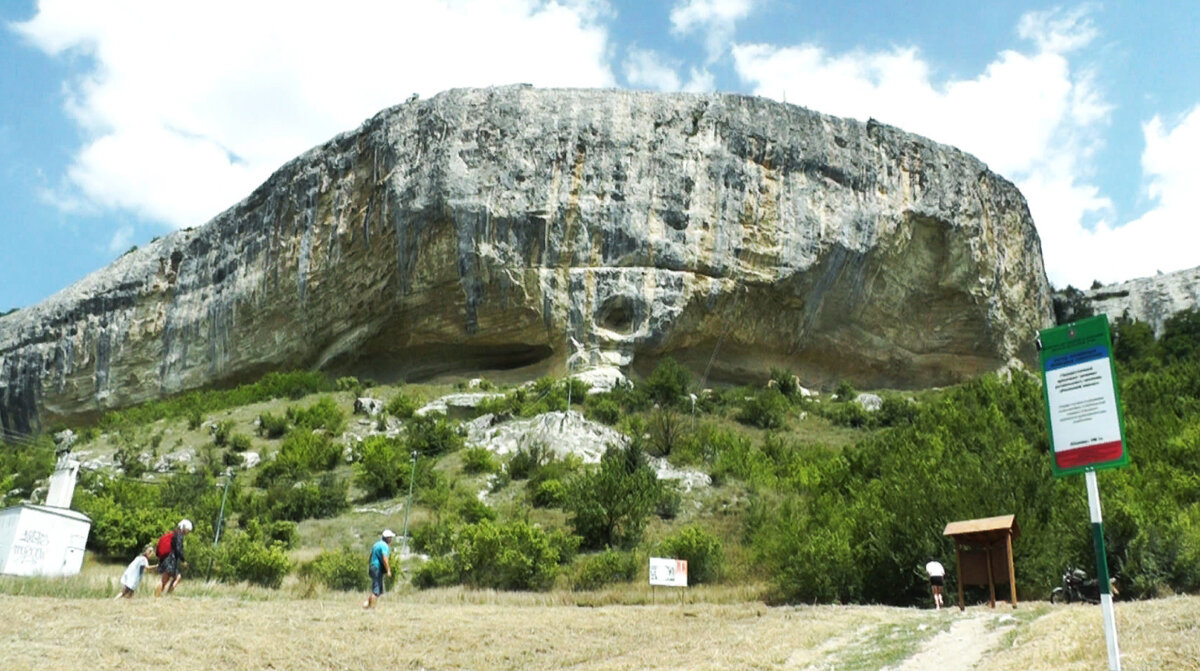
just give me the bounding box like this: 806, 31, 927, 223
382, 529, 396, 539
179, 519, 193, 532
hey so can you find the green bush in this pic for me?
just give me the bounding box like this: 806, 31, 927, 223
566, 443, 661, 550
585, 395, 621, 425
353, 435, 408, 500
214, 419, 236, 446
268, 474, 348, 522
335, 376, 364, 395
643, 357, 691, 407
407, 413, 463, 456
229, 433, 253, 452
461, 447, 500, 475
506, 443, 552, 481
257, 411, 288, 439
657, 525, 724, 585
453, 519, 564, 591
570, 549, 639, 590
458, 497, 497, 524
411, 556, 458, 589
736, 388, 789, 429
300, 546, 368, 591
386, 391, 418, 419
286, 397, 346, 435
200, 531, 293, 588
0, 441, 55, 505
531, 479, 567, 508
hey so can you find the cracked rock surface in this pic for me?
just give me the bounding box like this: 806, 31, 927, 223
0, 86, 1053, 435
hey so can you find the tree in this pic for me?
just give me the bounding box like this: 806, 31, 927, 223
566, 443, 661, 550
643, 357, 691, 407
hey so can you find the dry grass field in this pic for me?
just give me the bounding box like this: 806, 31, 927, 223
1, 580, 1197, 671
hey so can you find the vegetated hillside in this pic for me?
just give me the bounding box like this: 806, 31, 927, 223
2, 310, 1198, 607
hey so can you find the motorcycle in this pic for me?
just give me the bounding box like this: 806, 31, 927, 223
1050, 566, 1118, 604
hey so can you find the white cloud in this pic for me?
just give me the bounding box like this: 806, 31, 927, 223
625, 48, 682, 91
682, 67, 715, 93
14, 0, 615, 230
728, 7, 1192, 287
670, 0, 757, 62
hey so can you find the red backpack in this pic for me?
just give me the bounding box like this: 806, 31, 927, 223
156, 531, 174, 560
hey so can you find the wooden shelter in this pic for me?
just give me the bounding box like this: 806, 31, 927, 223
943, 514, 1019, 611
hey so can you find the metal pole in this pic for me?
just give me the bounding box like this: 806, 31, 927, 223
207, 471, 232, 580
400, 450, 417, 555
1086, 469, 1122, 671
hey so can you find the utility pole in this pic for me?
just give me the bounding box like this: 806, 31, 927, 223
400, 450, 417, 555
207, 470, 233, 580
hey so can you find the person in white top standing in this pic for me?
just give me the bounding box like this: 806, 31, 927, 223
115, 545, 158, 598
925, 559, 946, 609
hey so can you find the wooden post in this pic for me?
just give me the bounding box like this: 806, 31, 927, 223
1007, 531, 1018, 609
985, 543, 996, 608
955, 544, 966, 612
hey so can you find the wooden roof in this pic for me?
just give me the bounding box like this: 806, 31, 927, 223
943, 514, 1019, 542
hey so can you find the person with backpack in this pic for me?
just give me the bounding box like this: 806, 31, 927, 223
362, 529, 395, 609
155, 519, 192, 597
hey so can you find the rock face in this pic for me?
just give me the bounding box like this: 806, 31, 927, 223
0, 86, 1053, 435
1061, 266, 1200, 335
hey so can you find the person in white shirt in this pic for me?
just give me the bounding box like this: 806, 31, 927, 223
925, 559, 946, 609
115, 546, 158, 598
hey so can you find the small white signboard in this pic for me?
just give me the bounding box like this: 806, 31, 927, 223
649, 556, 688, 587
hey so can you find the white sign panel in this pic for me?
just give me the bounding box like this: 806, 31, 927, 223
649, 556, 688, 587
1044, 347, 1123, 469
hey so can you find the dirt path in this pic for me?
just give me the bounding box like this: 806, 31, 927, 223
888, 611, 1014, 671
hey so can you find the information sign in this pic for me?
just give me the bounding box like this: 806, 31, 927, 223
648, 557, 688, 587
1038, 314, 1129, 477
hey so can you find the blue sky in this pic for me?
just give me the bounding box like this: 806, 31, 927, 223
2, 0, 1198, 311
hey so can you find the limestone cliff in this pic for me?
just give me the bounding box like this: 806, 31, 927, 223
1057, 266, 1200, 334
0, 86, 1053, 435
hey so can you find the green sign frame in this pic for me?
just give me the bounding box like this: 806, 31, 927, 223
1038, 314, 1129, 478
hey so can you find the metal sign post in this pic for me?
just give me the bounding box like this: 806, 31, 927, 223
1038, 315, 1126, 671
400, 451, 417, 556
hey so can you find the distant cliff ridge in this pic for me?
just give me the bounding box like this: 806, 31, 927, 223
1054, 266, 1200, 334
0, 86, 1053, 435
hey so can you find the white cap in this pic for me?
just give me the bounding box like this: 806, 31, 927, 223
179, 519, 193, 532
382, 529, 396, 539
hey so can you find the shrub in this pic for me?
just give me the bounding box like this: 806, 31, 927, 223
335, 376, 364, 395
407, 413, 463, 456
461, 447, 500, 475
657, 525, 724, 585
736, 389, 789, 429
279, 430, 342, 473
300, 546, 367, 591
647, 407, 689, 457
214, 419, 235, 446
457, 497, 497, 524
531, 479, 566, 508
0, 441, 55, 506
506, 443, 552, 481
643, 357, 691, 407
354, 435, 408, 500
286, 397, 346, 435
769, 368, 800, 399
570, 549, 639, 591
411, 556, 458, 589
202, 531, 293, 588
386, 391, 418, 419
453, 519, 563, 590
229, 433, 253, 452
586, 395, 621, 425
269, 474, 348, 522
566, 443, 661, 550
834, 381, 857, 402
257, 411, 288, 439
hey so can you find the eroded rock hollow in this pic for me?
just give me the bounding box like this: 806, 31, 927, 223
0, 86, 1053, 434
